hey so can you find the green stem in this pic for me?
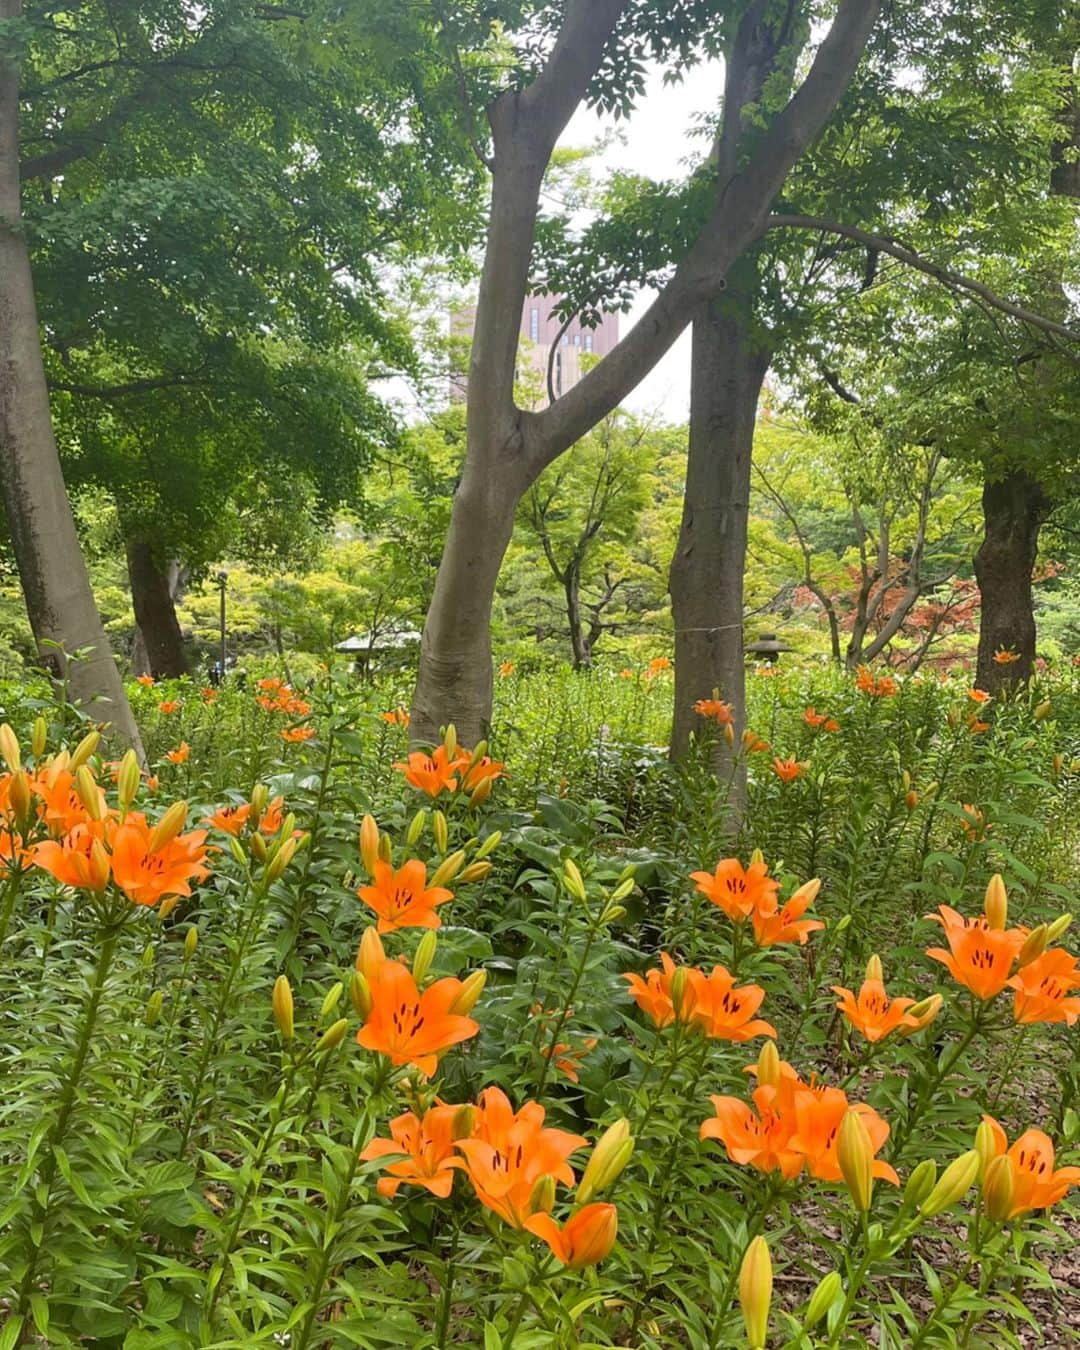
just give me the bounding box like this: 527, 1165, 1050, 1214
0, 863, 24, 949
986, 1026, 1028, 1113
891, 1012, 984, 1160
708, 1178, 781, 1350
434, 1219, 461, 1348
15, 919, 123, 1323
534, 896, 605, 1098
825, 1215, 874, 1348
291, 1133, 366, 1350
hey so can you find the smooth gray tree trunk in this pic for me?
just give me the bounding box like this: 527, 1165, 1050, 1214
0, 4, 142, 752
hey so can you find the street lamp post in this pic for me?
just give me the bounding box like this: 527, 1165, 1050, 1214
217, 571, 228, 681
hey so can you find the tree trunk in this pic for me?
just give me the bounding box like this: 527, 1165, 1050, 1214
126, 539, 189, 678
669, 288, 771, 814
0, 8, 142, 753
973, 470, 1048, 694
565, 563, 593, 670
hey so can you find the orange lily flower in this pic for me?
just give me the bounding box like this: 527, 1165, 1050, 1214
694, 698, 734, 724
109, 811, 209, 907
394, 746, 470, 798
688, 965, 776, 1043
32, 822, 112, 892
959, 804, 988, 841
135, 674, 155, 687
281, 726, 315, 743
790, 1086, 898, 1185
832, 958, 918, 1042
360, 1104, 462, 1198
623, 951, 682, 1027
451, 1086, 586, 1228
356, 960, 478, 1077
772, 757, 806, 783
968, 688, 991, 704
498, 661, 515, 677
926, 904, 1026, 1001
357, 858, 454, 933
200, 686, 218, 703
617, 668, 635, 679
158, 700, 180, 715
206, 802, 251, 836
701, 1078, 806, 1179
752, 880, 824, 948
540, 1035, 598, 1084
690, 857, 779, 923
644, 656, 671, 678
381, 707, 410, 726
1007, 948, 1080, 1026
980, 1116, 1080, 1216
742, 730, 770, 754
34, 768, 106, 836
258, 795, 289, 836
165, 742, 190, 765
462, 756, 506, 793
524, 1202, 617, 1268
993, 648, 1021, 666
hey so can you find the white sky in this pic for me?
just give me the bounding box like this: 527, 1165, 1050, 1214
558, 59, 723, 422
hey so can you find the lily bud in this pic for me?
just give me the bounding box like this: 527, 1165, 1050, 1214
469, 778, 494, 807
468, 740, 488, 767
184, 925, 199, 958
901, 770, 911, 791
749, 847, 764, 866
117, 749, 141, 812
947, 707, 960, 729
1052, 752, 1064, 776
319, 981, 344, 1021
903, 1159, 937, 1210
359, 814, 380, 875
148, 801, 188, 854
69, 729, 100, 771
449, 968, 487, 1015
803, 1271, 842, 1329
350, 972, 373, 1018
789, 878, 822, 910
272, 975, 294, 1040
442, 723, 457, 760
8, 770, 31, 826
723, 723, 735, 746
228, 837, 248, 867
865, 953, 883, 983
452, 1104, 476, 1140
30, 716, 47, 758
984, 874, 1007, 930
577, 1119, 633, 1205
563, 858, 586, 901
754, 1041, 781, 1089
834, 913, 852, 935
920, 1149, 979, 1218
1047, 913, 1073, 943
85, 838, 111, 891
356, 926, 385, 981
412, 930, 438, 986
474, 830, 502, 862
430, 849, 465, 888
265, 837, 298, 883
378, 831, 392, 863
0, 723, 20, 772
739, 1236, 772, 1350
905, 789, 919, 810
1015, 924, 1048, 970
923, 780, 939, 802
838, 1111, 874, 1212
899, 994, 943, 1037
144, 989, 164, 1025
529, 1174, 556, 1216
74, 765, 104, 821
670, 966, 691, 1018
315, 1017, 349, 1055
249, 783, 269, 817
158, 895, 180, 920
458, 860, 492, 884
983, 1154, 1015, 1222
974, 1120, 999, 1178
1034, 700, 1052, 721
405, 809, 426, 847
432, 810, 448, 854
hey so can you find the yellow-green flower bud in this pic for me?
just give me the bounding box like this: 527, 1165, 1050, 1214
755, 1041, 781, 1089
563, 858, 586, 901
117, 748, 141, 812
265, 836, 298, 883
315, 1017, 349, 1055
69, 729, 100, 770
30, 715, 47, 758
984, 874, 1007, 930
982, 1154, 1015, 1222
974, 1120, 999, 1178
904, 1159, 937, 1210
442, 723, 457, 760
739, 1236, 772, 1350
250, 783, 269, 817
184, 925, 199, 959
405, 809, 426, 847
920, 1150, 979, 1218
865, 953, 883, 983
803, 1271, 842, 1328
448, 968, 486, 1015
432, 810, 448, 854
228, 837, 248, 867
577, 1120, 634, 1205
350, 972, 373, 1018
474, 829, 502, 861
272, 975, 294, 1040
529, 1174, 556, 1216
899, 994, 944, 1037
430, 849, 465, 888
359, 813, 380, 875
0, 723, 21, 772
451, 1105, 475, 1140
1034, 700, 1052, 721
148, 800, 188, 854
1015, 924, 1048, 970
838, 1111, 874, 1213
1047, 913, 1073, 944
144, 989, 164, 1025
458, 860, 492, 884
413, 930, 438, 986
74, 765, 104, 821
319, 981, 344, 1022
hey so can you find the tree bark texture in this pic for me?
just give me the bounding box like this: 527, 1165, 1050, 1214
669, 295, 770, 812
126, 540, 189, 678
0, 6, 142, 752
973, 470, 1048, 695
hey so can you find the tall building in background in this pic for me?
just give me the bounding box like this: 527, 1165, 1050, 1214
450, 295, 619, 405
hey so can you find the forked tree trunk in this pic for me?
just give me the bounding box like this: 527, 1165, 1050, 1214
126, 539, 189, 677
669, 291, 770, 815
974, 470, 1048, 695
0, 8, 142, 753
